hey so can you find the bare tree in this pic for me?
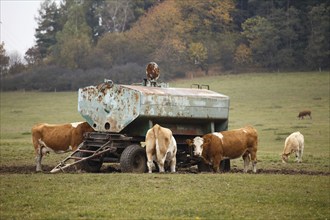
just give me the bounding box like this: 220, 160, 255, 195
98, 0, 134, 33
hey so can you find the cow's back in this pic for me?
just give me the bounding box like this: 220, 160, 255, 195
145, 127, 156, 155
36, 123, 75, 150
284, 132, 304, 154
72, 122, 94, 146
244, 126, 258, 147
218, 126, 258, 158
156, 126, 172, 155
146, 124, 174, 155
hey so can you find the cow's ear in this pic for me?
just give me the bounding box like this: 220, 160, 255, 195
186, 139, 192, 146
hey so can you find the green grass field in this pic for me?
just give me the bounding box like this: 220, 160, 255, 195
0, 72, 329, 219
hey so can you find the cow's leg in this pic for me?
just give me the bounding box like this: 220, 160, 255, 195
212, 156, 221, 173
145, 136, 155, 173
36, 139, 51, 172
170, 157, 176, 173
296, 152, 300, 162
294, 150, 299, 162
146, 152, 154, 173
297, 146, 304, 163
282, 154, 288, 163
157, 156, 166, 173
250, 151, 257, 173
157, 161, 165, 173
35, 146, 43, 172
154, 138, 166, 173
147, 160, 154, 173
32, 136, 42, 172
242, 153, 250, 173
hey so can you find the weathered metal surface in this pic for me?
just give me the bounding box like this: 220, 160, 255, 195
78, 80, 229, 133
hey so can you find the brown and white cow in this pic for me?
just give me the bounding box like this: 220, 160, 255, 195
186, 126, 258, 173
31, 122, 94, 172
145, 124, 177, 173
298, 110, 312, 119
281, 131, 304, 163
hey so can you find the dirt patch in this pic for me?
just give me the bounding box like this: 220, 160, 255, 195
231, 168, 330, 176
0, 165, 329, 175
0, 165, 47, 174
0, 165, 79, 174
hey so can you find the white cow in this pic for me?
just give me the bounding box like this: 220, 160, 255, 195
145, 124, 177, 173
281, 131, 304, 163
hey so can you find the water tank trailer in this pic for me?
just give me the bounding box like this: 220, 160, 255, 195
53, 63, 230, 173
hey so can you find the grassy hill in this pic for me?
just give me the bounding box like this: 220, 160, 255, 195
173, 72, 329, 170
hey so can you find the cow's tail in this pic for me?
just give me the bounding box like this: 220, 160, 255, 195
153, 124, 161, 139
151, 124, 161, 162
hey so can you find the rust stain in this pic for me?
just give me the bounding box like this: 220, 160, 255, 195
134, 93, 139, 102
78, 80, 229, 133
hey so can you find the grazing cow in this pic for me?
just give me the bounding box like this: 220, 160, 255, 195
145, 124, 177, 173
281, 131, 304, 163
186, 126, 258, 173
298, 110, 312, 119
32, 122, 94, 172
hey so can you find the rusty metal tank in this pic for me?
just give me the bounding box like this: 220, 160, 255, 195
78, 79, 230, 138
51, 63, 231, 173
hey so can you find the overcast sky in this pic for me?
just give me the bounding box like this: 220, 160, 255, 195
0, 0, 43, 57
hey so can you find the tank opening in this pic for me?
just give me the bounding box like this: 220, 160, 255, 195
93, 123, 97, 128
105, 122, 110, 130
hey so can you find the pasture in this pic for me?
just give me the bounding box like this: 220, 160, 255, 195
0, 72, 329, 219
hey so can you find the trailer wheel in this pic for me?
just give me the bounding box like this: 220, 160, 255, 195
75, 151, 103, 173
221, 159, 231, 172
120, 144, 147, 173
197, 161, 212, 172
198, 159, 230, 172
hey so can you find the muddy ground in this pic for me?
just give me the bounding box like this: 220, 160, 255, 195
0, 165, 329, 175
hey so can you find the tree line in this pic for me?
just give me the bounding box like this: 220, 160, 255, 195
1, 0, 329, 91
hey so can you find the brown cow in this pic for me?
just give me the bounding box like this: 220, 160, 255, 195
298, 110, 312, 119
145, 124, 177, 173
186, 126, 258, 173
32, 122, 94, 172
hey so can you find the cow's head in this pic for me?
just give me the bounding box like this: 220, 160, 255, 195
281, 154, 288, 163
186, 136, 204, 157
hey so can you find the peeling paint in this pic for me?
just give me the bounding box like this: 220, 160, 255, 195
78, 82, 229, 133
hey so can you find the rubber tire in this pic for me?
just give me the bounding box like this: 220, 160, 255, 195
198, 159, 230, 172
197, 160, 212, 172
120, 144, 147, 173
75, 151, 103, 173
221, 159, 231, 172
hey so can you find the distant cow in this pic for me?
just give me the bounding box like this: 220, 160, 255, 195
281, 131, 304, 163
298, 110, 312, 119
145, 124, 177, 173
186, 126, 258, 173
32, 122, 94, 172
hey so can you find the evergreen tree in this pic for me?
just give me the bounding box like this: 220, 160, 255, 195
305, 3, 330, 71
242, 16, 282, 70
0, 42, 10, 76
54, 1, 92, 68
35, 0, 61, 59
268, 7, 304, 70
